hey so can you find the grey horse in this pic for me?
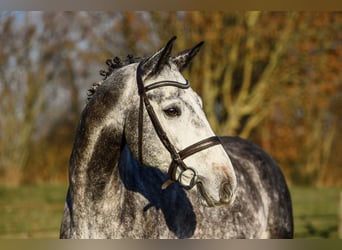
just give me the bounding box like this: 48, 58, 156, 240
60, 37, 293, 239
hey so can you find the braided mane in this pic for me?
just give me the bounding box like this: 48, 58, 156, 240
87, 55, 142, 101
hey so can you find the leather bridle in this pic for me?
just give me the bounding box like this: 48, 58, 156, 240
136, 61, 222, 190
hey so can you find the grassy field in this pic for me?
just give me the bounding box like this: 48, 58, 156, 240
0, 184, 340, 239
0, 185, 67, 239
290, 186, 341, 239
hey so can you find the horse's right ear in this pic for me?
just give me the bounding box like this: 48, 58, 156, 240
171, 41, 204, 72
140, 36, 177, 79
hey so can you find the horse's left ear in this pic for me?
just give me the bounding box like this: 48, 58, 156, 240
140, 36, 177, 78
171, 41, 204, 72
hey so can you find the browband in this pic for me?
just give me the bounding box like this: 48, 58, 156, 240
145, 80, 190, 92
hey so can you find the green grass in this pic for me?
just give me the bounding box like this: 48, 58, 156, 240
0, 185, 340, 238
290, 186, 341, 239
0, 185, 67, 239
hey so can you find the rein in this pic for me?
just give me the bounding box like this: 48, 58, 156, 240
136, 62, 221, 190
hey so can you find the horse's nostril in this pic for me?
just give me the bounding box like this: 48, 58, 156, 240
220, 182, 234, 204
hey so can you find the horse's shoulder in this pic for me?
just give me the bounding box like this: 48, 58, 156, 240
219, 136, 280, 174
220, 136, 289, 197
220, 136, 271, 161
220, 136, 293, 236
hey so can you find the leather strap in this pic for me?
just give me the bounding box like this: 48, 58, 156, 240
178, 136, 221, 160
145, 79, 190, 92
137, 62, 183, 167
138, 93, 144, 164
136, 62, 222, 190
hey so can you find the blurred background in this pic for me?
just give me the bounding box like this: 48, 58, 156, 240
0, 11, 341, 238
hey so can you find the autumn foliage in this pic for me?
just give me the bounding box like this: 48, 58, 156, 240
0, 12, 341, 186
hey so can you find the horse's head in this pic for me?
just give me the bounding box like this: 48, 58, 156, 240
123, 37, 237, 207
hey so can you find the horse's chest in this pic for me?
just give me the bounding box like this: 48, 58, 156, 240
111, 191, 266, 239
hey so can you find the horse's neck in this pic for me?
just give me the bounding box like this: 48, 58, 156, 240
113, 145, 202, 238
68, 78, 132, 238
69, 139, 174, 238
68, 120, 122, 237
68, 140, 254, 239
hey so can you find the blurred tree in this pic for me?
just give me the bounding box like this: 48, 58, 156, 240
21, 12, 121, 184
0, 12, 109, 184
260, 12, 342, 186
148, 12, 297, 138
0, 13, 48, 184
0, 11, 340, 186
97, 11, 342, 186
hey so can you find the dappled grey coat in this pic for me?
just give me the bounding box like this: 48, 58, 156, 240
60, 37, 293, 239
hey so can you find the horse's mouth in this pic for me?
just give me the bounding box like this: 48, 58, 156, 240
196, 182, 215, 207
196, 181, 236, 208
196, 182, 220, 207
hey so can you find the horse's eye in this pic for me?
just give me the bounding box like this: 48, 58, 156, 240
163, 107, 181, 117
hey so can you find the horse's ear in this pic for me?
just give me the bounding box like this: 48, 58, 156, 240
140, 36, 177, 78
171, 41, 204, 72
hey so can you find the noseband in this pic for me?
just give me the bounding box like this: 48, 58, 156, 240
136, 62, 222, 190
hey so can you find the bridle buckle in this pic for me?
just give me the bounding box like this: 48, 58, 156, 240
178, 167, 198, 190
